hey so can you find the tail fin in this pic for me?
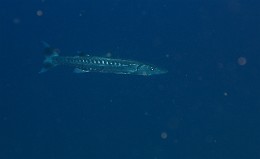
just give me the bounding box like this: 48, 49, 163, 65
39, 41, 59, 73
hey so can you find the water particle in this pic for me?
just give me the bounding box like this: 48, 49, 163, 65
36, 10, 43, 16
13, 18, 21, 24
224, 92, 228, 96
237, 57, 247, 66
161, 132, 168, 139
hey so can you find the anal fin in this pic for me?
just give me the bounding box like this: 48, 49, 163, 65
73, 68, 90, 73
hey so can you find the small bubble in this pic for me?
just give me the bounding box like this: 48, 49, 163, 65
224, 92, 228, 96
106, 52, 112, 57
36, 10, 43, 16
237, 57, 247, 66
13, 18, 21, 24
79, 10, 85, 17
161, 132, 168, 139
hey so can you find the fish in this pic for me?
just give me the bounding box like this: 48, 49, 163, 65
39, 42, 167, 76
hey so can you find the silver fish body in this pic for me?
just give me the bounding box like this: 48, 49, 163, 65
40, 42, 167, 76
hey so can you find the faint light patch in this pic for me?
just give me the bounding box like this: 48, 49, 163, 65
79, 10, 86, 17
237, 57, 247, 66
205, 135, 217, 144
36, 10, 43, 16
106, 52, 112, 57
13, 18, 21, 24
197, 76, 203, 81
217, 62, 224, 69
141, 10, 147, 16
144, 111, 152, 116
55, 118, 62, 124
160, 132, 168, 140
224, 92, 228, 96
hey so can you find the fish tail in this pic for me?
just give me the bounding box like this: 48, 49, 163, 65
39, 41, 59, 73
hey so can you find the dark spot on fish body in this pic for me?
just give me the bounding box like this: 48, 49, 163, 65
73, 59, 77, 63
70, 59, 74, 63
72, 59, 77, 63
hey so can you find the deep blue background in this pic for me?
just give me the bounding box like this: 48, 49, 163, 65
1, 0, 260, 158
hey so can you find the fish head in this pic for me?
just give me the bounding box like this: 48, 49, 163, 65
135, 64, 168, 76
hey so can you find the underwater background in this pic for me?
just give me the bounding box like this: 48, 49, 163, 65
0, 0, 260, 158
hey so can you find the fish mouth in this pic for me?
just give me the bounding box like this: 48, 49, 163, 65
160, 69, 168, 74
158, 69, 168, 74
152, 67, 168, 75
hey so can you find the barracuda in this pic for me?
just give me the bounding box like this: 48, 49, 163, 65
39, 42, 167, 76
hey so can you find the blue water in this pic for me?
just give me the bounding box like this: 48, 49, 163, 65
1, 0, 260, 158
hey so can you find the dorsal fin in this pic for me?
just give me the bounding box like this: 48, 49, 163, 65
42, 41, 59, 56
